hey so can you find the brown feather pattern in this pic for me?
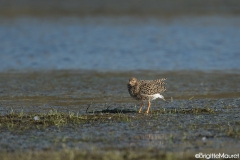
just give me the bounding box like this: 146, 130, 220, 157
127, 77, 167, 101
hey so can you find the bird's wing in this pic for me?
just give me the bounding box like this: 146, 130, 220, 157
156, 78, 167, 92
139, 78, 167, 84
139, 81, 166, 95
153, 78, 167, 84
139, 82, 159, 95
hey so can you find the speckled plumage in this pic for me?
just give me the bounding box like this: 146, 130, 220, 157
127, 77, 167, 114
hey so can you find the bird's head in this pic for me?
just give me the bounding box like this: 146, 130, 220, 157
128, 77, 137, 86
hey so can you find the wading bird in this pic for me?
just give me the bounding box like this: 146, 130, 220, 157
127, 77, 167, 114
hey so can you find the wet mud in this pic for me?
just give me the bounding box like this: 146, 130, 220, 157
0, 70, 240, 157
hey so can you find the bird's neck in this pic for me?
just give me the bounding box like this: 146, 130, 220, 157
132, 83, 140, 94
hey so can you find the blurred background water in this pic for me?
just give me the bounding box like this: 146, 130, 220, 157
0, 0, 240, 72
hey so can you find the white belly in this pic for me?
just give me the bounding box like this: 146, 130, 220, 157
142, 93, 165, 101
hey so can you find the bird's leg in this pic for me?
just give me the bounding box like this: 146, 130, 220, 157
146, 100, 151, 114
138, 101, 144, 113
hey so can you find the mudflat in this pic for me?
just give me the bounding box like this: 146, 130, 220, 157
0, 70, 239, 159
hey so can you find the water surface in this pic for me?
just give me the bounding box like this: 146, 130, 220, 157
0, 16, 240, 72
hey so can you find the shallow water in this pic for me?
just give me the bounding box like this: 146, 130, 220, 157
0, 70, 240, 113
0, 71, 240, 153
